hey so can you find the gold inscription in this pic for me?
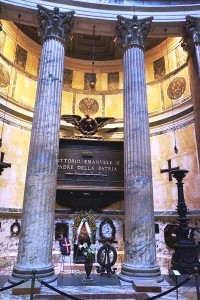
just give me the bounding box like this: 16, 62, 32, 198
58, 158, 120, 173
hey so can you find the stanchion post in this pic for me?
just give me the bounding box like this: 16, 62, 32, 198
30, 269, 36, 300
169, 269, 181, 300
194, 267, 200, 300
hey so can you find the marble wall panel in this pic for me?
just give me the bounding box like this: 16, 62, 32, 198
2, 33, 16, 63
104, 94, 123, 118
151, 124, 199, 211
72, 71, 84, 90
26, 52, 39, 77
0, 218, 20, 258
96, 73, 107, 91
14, 71, 37, 107
0, 124, 30, 208
147, 84, 162, 113
145, 61, 155, 83
165, 48, 177, 74
61, 92, 74, 115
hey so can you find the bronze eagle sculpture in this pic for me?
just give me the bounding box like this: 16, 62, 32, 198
61, 114, 115, 136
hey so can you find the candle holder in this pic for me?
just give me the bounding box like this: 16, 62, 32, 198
170, 169, 200, 274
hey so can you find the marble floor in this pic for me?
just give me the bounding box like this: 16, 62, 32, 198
0, 264, 199, 300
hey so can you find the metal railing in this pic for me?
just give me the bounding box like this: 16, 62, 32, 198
0, 269, 199, 300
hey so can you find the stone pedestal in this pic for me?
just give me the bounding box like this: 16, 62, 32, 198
133, 279, 161, 293
115, 15, 162, 282
9, 6, 74, 283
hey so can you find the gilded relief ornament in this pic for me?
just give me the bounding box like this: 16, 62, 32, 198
0, 63, 10, 88
79, 98, 99, 116
167, 77, 186, 100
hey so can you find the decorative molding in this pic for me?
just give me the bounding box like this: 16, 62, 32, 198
150, 115, 194, 137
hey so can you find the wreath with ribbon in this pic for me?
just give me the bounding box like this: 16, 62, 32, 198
99, 218, 116, 242
10, 220, 20, 237
73, 211, 96, 245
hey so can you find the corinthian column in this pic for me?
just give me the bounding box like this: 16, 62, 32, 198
116, 15, 162, 282
184, 16, 200, 168
9, 6, 74, 283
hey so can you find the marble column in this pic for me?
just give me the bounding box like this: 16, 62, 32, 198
9, 6, 74, 283
115, 15, 162, 282
184, 16, 200, 168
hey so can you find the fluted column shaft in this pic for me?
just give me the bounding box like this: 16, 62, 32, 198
184, 16, 200, 169
10, 6, 74, 283
116, 15, 161, 282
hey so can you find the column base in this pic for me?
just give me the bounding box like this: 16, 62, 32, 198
8, 264, 57, 283
119, 263, 163, 283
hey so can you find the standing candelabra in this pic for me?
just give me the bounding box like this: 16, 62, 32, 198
170, 169, 200, 274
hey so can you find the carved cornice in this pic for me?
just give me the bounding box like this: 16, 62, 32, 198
183, 15, 200, 51
115, 15, 153, 51
37, 5, 75, 46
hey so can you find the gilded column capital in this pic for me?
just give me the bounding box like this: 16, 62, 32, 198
115, 15, 153, 51
37, 5, 75, 45
184, 15, 200, 49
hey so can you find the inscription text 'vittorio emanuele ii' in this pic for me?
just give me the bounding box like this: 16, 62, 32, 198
57, 139, 124, 189
58, 158, 120, 173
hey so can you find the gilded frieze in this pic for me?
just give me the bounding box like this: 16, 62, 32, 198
14, 44, 27, 70
63, 68, 73, 89
153, 56, 166, 80
0, 30, 6, 54
108, 72, 119, 91
0, 63, 10, 88
84, 72, 96, 91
